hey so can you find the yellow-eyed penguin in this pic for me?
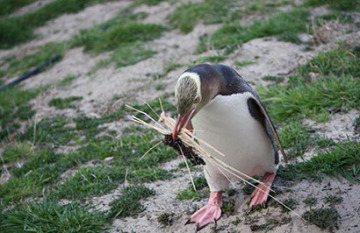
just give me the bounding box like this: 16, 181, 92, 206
173, 64, 287, 230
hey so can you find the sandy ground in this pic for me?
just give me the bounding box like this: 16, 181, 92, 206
0, 0, 359, 232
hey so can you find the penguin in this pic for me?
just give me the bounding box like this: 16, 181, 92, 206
172, 64, 287, 230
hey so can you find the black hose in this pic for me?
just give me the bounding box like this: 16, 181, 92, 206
0, 54, 62, 92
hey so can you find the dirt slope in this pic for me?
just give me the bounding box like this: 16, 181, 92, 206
0, 0, 359, 232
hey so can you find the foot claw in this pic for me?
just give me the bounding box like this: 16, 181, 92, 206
187, 191, 222, 231
249, 172, 276, 209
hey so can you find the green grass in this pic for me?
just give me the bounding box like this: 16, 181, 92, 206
0, 87, 40, 142
0, 200, 110, 232
278, 140, 360, 182
258, 48, 359, 123
221, 199, 236, 216
304, 0, 360, 11
129, 168, 173, 183
169, 0, 237, 33
235, 60, 256, 67
0, 0, 112, 49
202, 9, 310, 54
303, 207, 339, 231
324, 195, 343, 205
258, 75, 359, 122
157, 212, 175, 226
5, 95, 176, 204
0, 141, 33, 165
53, 166, 126, 200
72, 12, 165, 70
355, 116, 360, 134
48, 96, 83, 109
316, 12, 354, 24
280, 198, 297, 213
18, 116, 79, 146
10, 148, 58, 177
0, 0, 37, 17
262, 75, 284, 84
249, 218, 290, 232
303, 197, 318, 207
193, 55, 225, 64
108, 185, 155, 218
94, 43, 157, 70
1, 113, 176, 205
0, 8, 166, 79
135, 0, 167, 6
0, 42, 67, 79
125, 96, 177, 122
278, 121, 333, 160
72, 21, 165, 53
299, 48, 360, 78
0, 148, 66, 204
58, 74, 78, 87
155, 82, 167, 90
170, 0, 295, 34
151, 62, 183, 80
177, 176, 208, 200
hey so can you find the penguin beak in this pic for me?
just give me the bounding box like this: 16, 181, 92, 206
173, 108, 196, 139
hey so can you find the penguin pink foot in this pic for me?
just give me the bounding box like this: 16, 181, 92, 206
187, 191, 222, 230
249, 172, 276, 209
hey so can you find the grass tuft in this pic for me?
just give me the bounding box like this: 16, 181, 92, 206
73, 22, 165, 53
304, 0, 359, 11
108, 185, 155, 218
0, 0, 37, 17
303, 207, 339, 231
193, 55, 225, 64
303, 197, 318, 207
235, 60, 256, 67
18, 116, 78, 146
0, 149, 65, 204
324, 195, 343, 205
157, 212, 175, 226
0, 199, 110, 232
259, 75, 360, 122
0, 87, 40, 142
0, 141, 33, 165
49, 96, 83, 109
58, 74, 78, 87
299, 48, 360, 78
53, 166, 126, 200
135, 0, 167, 6
278, 140, 360, 182
262, 75, 284, 84
177, 176, 208, 200
278, 121, 333, 160
203, 9, 310, 54
169, 0, 236, 34
0, 42, 67, 79
0, 0, 108, 48
72, 13, 165, 70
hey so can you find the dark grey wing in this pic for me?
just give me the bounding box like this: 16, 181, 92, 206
247, 96, 288, 163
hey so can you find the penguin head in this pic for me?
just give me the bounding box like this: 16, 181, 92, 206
173, 71, 216, 139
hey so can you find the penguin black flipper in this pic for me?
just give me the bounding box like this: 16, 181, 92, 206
247, 96, 288, 163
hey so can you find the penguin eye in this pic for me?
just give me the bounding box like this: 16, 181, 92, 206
194, 96, 201, 104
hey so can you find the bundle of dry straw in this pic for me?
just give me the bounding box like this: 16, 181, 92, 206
127, 103, 304, 220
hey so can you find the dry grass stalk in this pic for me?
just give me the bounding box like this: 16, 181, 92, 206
128, 105, 305, 221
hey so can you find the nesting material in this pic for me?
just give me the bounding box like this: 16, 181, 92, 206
163, 134, 205, 165
129, 108, 263, 184
128, 105, 304, 220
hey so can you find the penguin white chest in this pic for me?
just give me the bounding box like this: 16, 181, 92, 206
192, 92, 276, 182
